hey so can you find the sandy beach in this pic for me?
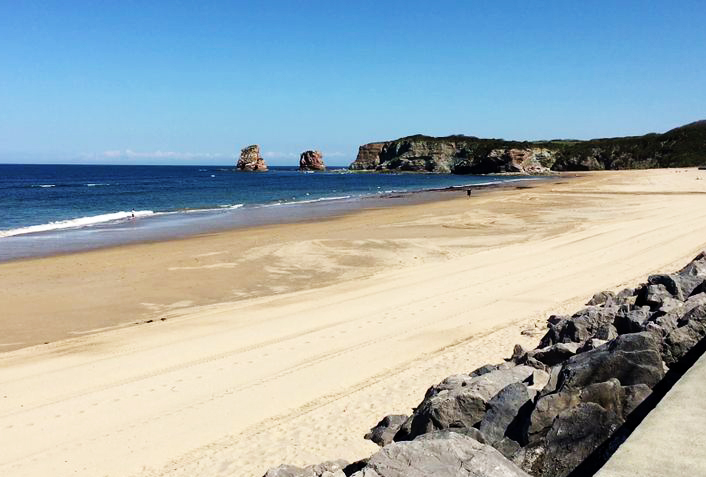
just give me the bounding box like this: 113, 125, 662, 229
1, 168, 706, 477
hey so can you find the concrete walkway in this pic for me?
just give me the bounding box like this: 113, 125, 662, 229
597, 353, 706, 477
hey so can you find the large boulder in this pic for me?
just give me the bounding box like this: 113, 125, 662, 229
539, 307, 618, 347
519, 402, 623, 477
350, 431, 531, 477
662, 303, 706, 366
478, 382, 535, 446
365, 415, 408, 447
520, 379, 651, 477
395, 366, 536, 441
527, 379, 649, 442
237, 144, 268, 171
613, 306, 651, 334
646, 258, 706, 301
300, 150, 326, 171
528, 342, 580, 367
552, 332, 664, 392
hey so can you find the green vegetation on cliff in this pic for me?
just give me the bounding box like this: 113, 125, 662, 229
351, 121, 706, 174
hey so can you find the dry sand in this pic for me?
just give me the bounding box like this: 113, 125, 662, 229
1, 168, 706, 477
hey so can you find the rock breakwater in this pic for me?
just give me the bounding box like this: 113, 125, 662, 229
264, 251, 706, 477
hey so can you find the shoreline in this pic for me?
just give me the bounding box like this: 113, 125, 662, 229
0, 174, 572, 354
1, 168, 706, 477
0, 174, 555, 264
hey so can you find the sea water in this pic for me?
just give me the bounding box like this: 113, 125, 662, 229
0, 164, 535, 260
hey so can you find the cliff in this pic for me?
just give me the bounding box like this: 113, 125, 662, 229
349, 120, 706, 174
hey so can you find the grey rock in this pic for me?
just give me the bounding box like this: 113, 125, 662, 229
636, 283, 673, 309
555, 332, 664, 391
351, 432, 531, 477
395, 366, 535, 441
522, 379, 647, 474
365, 415, 408, 447
614, 307, 651, 334
479, 382, 535, 444
263, 460, 348, 477
414, 428, 488, 444
614, 288, 638, 306
470, 363, 511, 378
422, 374, 475, 399
622, 384, 652, 415
509, 344, 527, 364
649, 313, 679, 336
594, 322, 619, 341
523, 402, 623, 477
586, 291, 615, 306
658, 296, 685, 315
646, 265, 705, 302
539, 307, 618, 346
662, 304, 706, 366
683, 293, 706, 315
577, 338, 608, 353
526, 379, 633, 442
495, 437, 521, 460
530, 342, 580, 367
538, 365, 562, 397
523, 368, 550, 391
674, 258, 706, 297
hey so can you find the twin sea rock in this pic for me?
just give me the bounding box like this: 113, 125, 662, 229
236, 145, 326, 172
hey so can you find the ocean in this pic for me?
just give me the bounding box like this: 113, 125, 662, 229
0, 164, 535, 260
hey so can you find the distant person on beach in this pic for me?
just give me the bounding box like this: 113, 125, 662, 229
131, 209, 135, 219
467, 189, 472, 198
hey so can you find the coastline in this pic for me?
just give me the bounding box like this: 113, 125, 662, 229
1, 168, 706, 477
0, 173, 550, 263
0, 174, 565, 352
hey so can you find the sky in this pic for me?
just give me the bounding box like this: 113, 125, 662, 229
1, 1, 705, 166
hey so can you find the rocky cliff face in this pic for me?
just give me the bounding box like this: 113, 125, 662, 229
351, 137, 554, 175
237, 145, 268, 171
299, 150, 326, 171
349, 121, 706, 174
350, 142, 387, 170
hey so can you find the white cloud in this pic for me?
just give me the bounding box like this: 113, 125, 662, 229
87, 149, 231, 160
262, 151, 298, 159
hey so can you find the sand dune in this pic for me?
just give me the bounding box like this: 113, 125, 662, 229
1, 168, 705, 476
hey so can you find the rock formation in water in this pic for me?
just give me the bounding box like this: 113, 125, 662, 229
349, 120, 706, 174
237, 145, 268, 171
263, 251, 706, 477
299, 150, 326, 171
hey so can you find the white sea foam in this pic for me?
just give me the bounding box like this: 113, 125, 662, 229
217, 204, 244, 210
0, 210, 155, 238
86, 183, 109, 187
34, 184, 56, 188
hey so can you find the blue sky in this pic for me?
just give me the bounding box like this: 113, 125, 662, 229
1, 1, 705, 165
